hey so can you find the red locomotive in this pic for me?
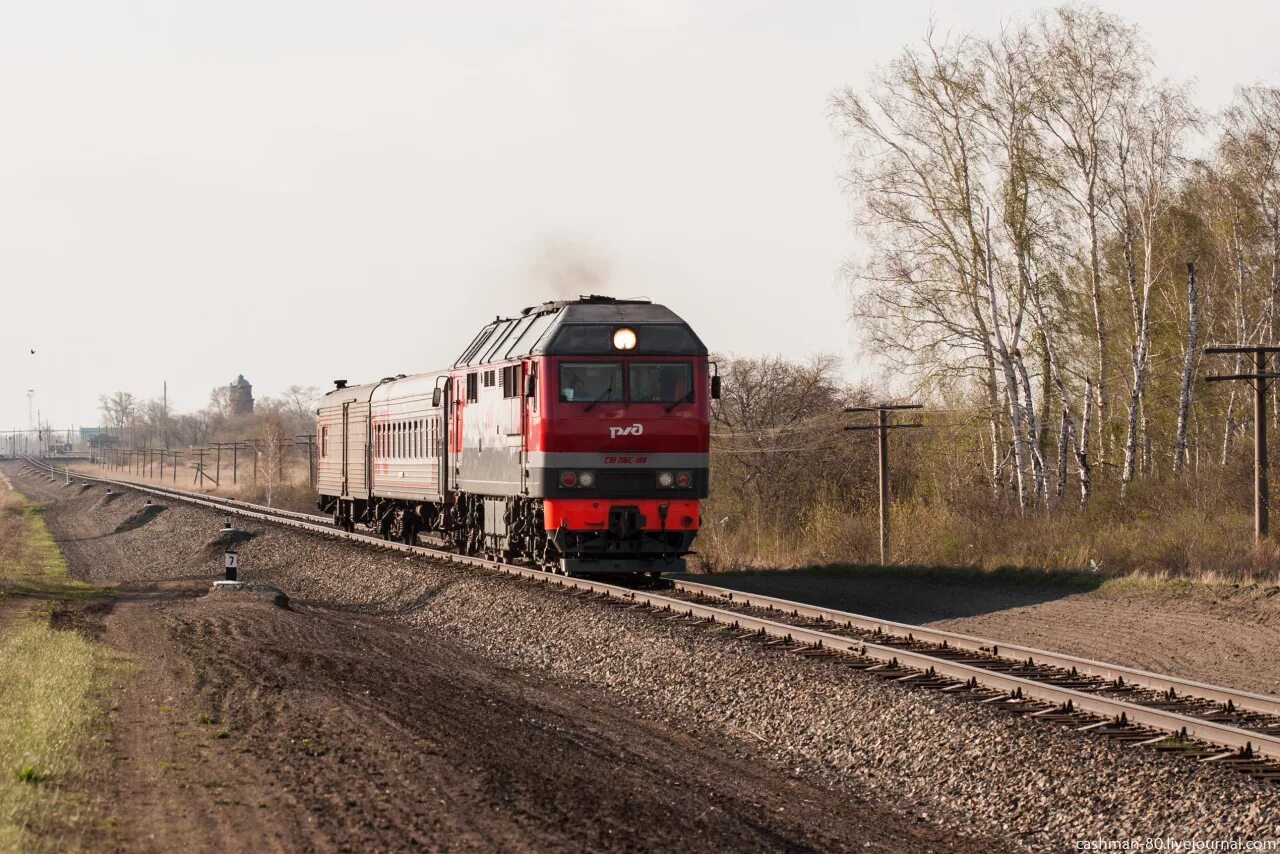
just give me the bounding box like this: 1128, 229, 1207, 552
316, 296, 717, 575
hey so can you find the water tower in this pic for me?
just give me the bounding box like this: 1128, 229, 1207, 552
228, 375, 254, 416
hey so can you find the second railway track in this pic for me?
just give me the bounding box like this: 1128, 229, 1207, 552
18, 456, 1280, 784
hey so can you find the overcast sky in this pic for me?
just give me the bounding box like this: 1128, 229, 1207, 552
4, 0, 1280, 432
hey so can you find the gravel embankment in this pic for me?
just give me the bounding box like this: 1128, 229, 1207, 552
19, 465, 1280, 849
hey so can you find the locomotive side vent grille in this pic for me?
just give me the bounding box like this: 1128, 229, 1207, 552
501, 365, 520, 399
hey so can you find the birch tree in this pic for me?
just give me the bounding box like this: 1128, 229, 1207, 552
1034, 6, 1148, 469
1173, 261, 1199, 475
1114, 85, 1196, 491
831, 30, 1012, 492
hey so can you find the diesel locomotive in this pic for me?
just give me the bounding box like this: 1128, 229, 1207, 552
315, 295, 717, 575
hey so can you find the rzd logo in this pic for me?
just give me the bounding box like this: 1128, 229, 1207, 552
609, 423, 644, 440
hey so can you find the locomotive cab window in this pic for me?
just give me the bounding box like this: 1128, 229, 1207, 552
466, 373, 479, 403
559, 362, 623, 403
629, 363, 693, 403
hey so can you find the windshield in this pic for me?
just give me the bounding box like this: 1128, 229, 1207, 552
629, 363, 692, 403
559, 362, 623, 403
559, 361, 693, 403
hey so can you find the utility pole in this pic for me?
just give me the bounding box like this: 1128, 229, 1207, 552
1205, 345, 1280, 543
191, 448, 215, 488
844, 404, 923, 565
295, 434, 316, 489
211, 441, 249, 484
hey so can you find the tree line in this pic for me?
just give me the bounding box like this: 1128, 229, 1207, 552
829, 4, 1280, 510
98, 384, 319, 451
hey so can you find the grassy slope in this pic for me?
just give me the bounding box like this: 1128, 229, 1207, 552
0, 488, 119, 853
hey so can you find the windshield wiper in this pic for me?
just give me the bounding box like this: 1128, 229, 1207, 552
664, 391, 694, 413
583, 387, 613, 413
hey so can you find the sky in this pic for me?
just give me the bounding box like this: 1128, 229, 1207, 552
4, 0, 1280, 432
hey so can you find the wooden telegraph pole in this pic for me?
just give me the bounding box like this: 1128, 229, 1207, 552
1205, 344, 1280, 542
295, 434, 317, 489
844, 404, 923, 564
212, 441, 250, 484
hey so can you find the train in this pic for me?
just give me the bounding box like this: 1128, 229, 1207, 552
315, 295, 718, 575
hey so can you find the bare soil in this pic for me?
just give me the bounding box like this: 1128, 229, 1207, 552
8, 466, 980, 852
687, 567, 1280, 696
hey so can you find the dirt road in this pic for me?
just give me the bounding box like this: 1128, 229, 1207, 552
10, 465, 977, 852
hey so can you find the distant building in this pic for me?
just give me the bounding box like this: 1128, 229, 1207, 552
229, 375, 254, 416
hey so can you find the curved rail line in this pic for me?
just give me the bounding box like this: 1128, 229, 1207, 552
17, 456, 1280, 774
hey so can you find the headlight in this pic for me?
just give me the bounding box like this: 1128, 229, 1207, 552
577, 471, 596, 488
612, 327, 637, 350
657, 471, 675, 488
560, 470, 577, 487
675, 471, 691, 488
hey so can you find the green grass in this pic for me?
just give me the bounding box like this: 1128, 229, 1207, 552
0, 617, 118, 851
0, 482, 121, 852
0, 493, 65, 580
0, 492, 111, 600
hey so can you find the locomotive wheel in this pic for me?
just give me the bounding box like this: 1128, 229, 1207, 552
386, 511, 404, 542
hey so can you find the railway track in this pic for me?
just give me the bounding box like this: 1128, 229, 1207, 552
17, 456, 1280, 783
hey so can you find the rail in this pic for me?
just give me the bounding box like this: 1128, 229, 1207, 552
15, 455, 1280, 765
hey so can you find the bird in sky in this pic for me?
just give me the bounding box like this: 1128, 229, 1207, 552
30, 349, 35, 354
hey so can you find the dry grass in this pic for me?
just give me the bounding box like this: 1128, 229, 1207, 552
697, 472, 1280, 584
70, 460, 318, 513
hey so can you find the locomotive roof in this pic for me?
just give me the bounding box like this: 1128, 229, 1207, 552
452, 296, 705, 369
320, 297, 707, 402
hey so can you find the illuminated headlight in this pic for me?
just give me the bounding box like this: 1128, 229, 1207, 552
657, 471, 675, 488
560, 470, 577, 487
612, 327, 637, 350
577, 471, 596, 488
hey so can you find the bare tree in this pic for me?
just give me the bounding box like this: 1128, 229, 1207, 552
831, 29, 1014, 495
280, 385, 321, 420
252, 412, 291, 507
99, 391, 137, 445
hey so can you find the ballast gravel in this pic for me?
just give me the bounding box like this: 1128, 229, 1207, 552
21, 467, 1280, 850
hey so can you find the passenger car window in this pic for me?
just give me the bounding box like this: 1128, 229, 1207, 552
629, 363, 692, 402
559, 362, 623, 403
